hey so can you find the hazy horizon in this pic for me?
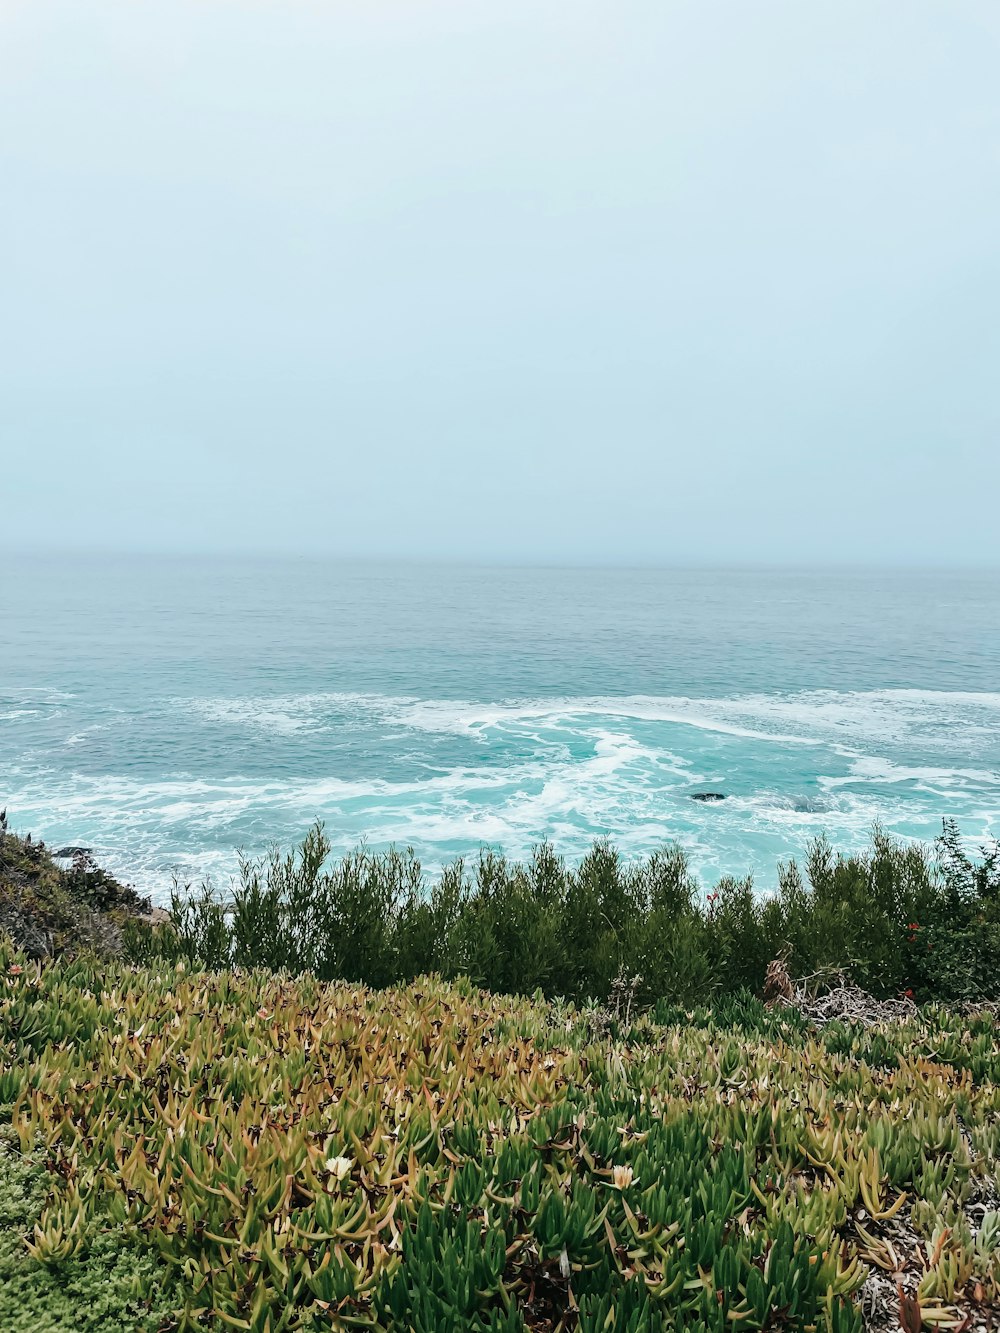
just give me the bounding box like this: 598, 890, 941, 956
3, 1, 999, 565
6, 547, 1000, 573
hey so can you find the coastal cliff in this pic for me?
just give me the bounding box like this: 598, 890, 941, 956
0, 813, 158, 958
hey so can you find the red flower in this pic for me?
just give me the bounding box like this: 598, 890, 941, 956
904, 988, 914, 999
8, 964, 23, 976
908, 923, 920, 931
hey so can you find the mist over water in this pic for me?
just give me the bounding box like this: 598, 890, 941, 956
3, 556, 998, 902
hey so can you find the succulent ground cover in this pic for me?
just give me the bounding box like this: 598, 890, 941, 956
0, 1121, 183, 1332
2, 944, 999, 1333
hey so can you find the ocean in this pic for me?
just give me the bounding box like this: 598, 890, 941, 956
2, 556, 998, 902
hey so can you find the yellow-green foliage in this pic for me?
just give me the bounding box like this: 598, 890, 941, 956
1, 941, 999, 1332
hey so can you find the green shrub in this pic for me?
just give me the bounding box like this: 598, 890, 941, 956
127, 820, 1000, 1008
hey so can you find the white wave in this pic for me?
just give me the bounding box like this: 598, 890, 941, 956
0, 687, 76, 700
1, 775, 984, 903
382, 695, 819, 746
8, 686, 999, 899
176, 688, 820, 745
381, 688, 1000, 758
183, 697, 316, 735
820, 755, 1000, 790
64, 723, 106, 746
173, 687, 1000, 761
178, 690, 415, 732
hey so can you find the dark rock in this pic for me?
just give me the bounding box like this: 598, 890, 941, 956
55, 846, 92, 857
690, 792, 726, 803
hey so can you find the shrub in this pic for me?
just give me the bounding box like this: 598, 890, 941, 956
130, 819, 1000, 1007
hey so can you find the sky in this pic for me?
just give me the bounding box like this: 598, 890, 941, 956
2, 0, 999, 565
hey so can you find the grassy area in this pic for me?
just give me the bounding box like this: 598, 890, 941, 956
2, 941, 999, 1332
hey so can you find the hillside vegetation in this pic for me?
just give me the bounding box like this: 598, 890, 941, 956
2, 819, 999, 1331
0, 812, 154, 959
2, 946, 999, 1332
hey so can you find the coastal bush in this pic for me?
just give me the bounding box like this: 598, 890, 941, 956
2, 945, 999, 1331
144, 821, 1000, 1007
908, 818, 1000, 1002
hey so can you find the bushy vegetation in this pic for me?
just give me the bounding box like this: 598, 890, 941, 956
144, 820, 1000, 1007
2, 945, 999, 1332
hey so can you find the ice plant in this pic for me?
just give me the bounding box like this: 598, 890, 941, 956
3, 943, 999, 1332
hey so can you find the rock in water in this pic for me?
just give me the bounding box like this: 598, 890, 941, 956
690, 792, 726, 803
54, 846, 93, 857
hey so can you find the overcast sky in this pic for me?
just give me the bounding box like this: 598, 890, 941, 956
2, 1, 999, 564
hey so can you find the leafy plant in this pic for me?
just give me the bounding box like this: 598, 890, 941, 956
2, 941, 999, 1330
131, 821, 1000, 1008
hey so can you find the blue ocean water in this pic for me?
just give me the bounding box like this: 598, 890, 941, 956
2, 556, 998, 902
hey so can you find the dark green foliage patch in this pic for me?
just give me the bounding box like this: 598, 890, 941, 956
144, 819, 1000, 1008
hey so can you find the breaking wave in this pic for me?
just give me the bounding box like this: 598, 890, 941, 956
3, 685, 997, 900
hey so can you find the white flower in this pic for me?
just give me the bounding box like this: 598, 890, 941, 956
611, 1164, 634, 1190
325, 1155, 354, 1182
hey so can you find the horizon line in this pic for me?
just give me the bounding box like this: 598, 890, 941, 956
4, 546, 1000, 574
